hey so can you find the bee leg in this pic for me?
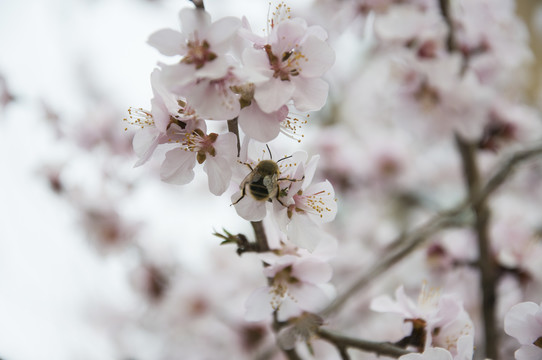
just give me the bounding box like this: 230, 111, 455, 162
231, 186, 247, 206
275, 186, 288, 207
277, 175, 305, 182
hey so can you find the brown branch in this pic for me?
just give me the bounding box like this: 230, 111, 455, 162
227, 117, 241, 156
190, 0, 204, 9
475, 144, 542, 205
438, 0, 456, 53
454, 134, 497, 360
316, 328, 410, 358
251, 220, 270, 252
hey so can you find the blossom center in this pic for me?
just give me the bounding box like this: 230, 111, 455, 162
264, 44, 304, 81
269, 265, 299, 309
182, 39, 217, 69
182, 129, 218, 163
294, 189, 333, 218
124, 107, 155, 128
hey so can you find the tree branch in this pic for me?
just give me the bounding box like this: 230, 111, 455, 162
251, 220, 270, 252
190, 0, 205, 10
227, 117, 241, 156
438, 0, 456, 53
316, 328, 410, 358
454, 134, 497, 360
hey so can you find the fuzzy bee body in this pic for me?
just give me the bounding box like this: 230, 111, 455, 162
233, 153, 303, 207
241, 160, 280, 202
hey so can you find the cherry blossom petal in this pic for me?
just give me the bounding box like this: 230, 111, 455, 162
505, 302, 542, 345
302, 180, 337, 224
288, 283, 331, 313
186, 79, 240, 120
291, 258, 332, 284
240, 48, 274, 83
238, 103, 285, 142
301, 155, 319, 190
207, 16, 241, 52
159, 63, 197, 90
287, 213, 326, 251
149, 97, 170, 133
515, 345, 542, 360
132, 128, 161, 167
194, 56, 230, 80
275, 19, 308, 54
160, 148, 196, 184
298, 35, 335, 78
291, 77, 329, 112
276, 296, 303, 321
244, 286, 274, 322
179, 7, 211, 36
147, 28, 185, 56
204, 157, 232, 196
455, 335, 474, 360
231, 191, 267, 221
254, 78, 295, 114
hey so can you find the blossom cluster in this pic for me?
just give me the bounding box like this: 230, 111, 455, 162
125, 1, 339, 346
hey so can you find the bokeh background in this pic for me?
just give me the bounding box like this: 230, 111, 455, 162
2, 0, 542, 359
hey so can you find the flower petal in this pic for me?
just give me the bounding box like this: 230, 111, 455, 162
238, 103, 285, 142
298, 35, 335, 78
147, 28, 185, 56
291, 77, 329, 112
245, 286, 273, 322
292, 258, 332, 284
254, 77, 295, 114
231, 191, 267, 221
504, 302, 541, 344
179, 7, 211, 36
160, 148, 196, 185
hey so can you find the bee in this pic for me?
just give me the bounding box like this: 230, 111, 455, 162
233, 151, 301, 206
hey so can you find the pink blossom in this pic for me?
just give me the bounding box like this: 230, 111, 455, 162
148, 8, 241, 84
236, 10, 334, 141
126, 69, 201, 166
504, 301, 542, 360
244, 250, 333, 322
371, 284, 474, 355
275, 154, 337, 251
149, 8, 243, 120
231, 150, 308, 221
161, 128, 237, 196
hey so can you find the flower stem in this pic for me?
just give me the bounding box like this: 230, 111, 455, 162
190, 0, 204, 10
227, 117, 241, 156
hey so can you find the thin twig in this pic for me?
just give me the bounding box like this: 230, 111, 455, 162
316, 328, 410, 358
438, 0, 456, 53
190, 0, 204, 9
227, 117, 241, 156
475, 144, 542, 205
454, 134, 497, 360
